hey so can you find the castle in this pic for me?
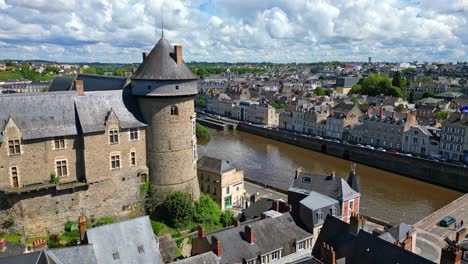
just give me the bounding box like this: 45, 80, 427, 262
0, 35, 200, 236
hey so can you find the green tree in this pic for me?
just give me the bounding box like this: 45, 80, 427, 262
408, 90, 415, 103
113, 68, 124, 76
422, 91, 435, 98
315, 87, 325, 96
162, 192, 194, 228
220, 210, 235, 227
350, 84, 362, 94
194, 98, 207, 108
5, 61, 15, 67
196, 123, 211, 140
83, 67, 97, 75
416, 76, 432, 83
395, 104, 405, 112
392, 71, 407, 89
434, 111, 449, 120
193, 195, 222, 224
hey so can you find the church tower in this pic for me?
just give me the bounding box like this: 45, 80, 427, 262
131, 35, 200, 200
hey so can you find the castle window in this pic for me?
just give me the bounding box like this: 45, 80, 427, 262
109, 130, 119, 144
8, 140, 21, 155
130, 151, 136, 166
54, 137, 65, 150
129, 128, 139, 141
11, 167, 19, 187
56, 160, 68, 177
111, 155, 121, 170
171, 106, 178, 116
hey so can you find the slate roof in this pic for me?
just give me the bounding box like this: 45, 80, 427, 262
312, 215, 434, 264
48, 77, 74, 92
74, 74, 128, 91
197, 156, 236, 174
45, 244, 97, 264
0, 251, 46, 264
386, 223, 416, 243
0, 241, 27, 259
201, 213, 312, 264
241, 198, 274, 221
0, 90, 147, 142
331, 102, 355, 114
85, 215, 164, 264
300, 191, 339, 211
132, 36, 197, 80
346, 168, 360, 193
170, 252, 220, 264
289, 172, 360, 201
335, 77, 360, 88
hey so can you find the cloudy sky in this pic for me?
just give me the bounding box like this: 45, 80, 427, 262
0, 0, 466, 63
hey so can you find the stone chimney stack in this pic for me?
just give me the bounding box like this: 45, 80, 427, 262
294, 167, 302, 180
405, 111, 411, 121
74, 80, 84, 96
349, 212, 365, 234
211, 236, 222, 257
402, 231, 413, 252
245, 225, 254, 244
142, 52, 148, 62
273, 200, 280, 212
197, 225, 206, 239
79, 215, 87, 243
78, 67, 84, 74
174, 45, 183, 64
0, 238, 6, 252
321, 243, 336, 264
440, 245, 462, 264
33, 239, 48, 252
455, 228, 467, 243
392, 111, 397, 120
330, 171, 336, 178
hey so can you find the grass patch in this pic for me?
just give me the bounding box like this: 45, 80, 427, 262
0, 71, 23, 81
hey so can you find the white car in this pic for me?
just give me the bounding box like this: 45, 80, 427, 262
357, 144, 365, 147
314, 136, 323, 139
365, 145, 374, 149
377, 147, 386, 152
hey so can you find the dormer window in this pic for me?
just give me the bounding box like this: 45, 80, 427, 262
8, 140, 21, 155
171, 106, 178, 116
109, 130, 119, 144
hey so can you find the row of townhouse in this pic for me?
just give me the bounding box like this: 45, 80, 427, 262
279, 103, 461, 159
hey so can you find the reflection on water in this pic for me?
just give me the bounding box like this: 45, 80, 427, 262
198, 130, 462, 224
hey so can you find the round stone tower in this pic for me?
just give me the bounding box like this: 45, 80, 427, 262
131, 35, 200, 200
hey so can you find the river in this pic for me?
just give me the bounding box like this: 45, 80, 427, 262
198, 129, 463, 224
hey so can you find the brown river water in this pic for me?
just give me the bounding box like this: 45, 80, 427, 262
198, 130, 463, 224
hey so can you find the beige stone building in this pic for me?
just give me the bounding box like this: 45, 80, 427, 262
197, 156, 245, 210
0, 35, 200, 236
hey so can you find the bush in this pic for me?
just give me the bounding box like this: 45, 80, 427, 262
64, 221, 78, 232
193, 195, 222, 224
162, 192, 194, 229
1, 218, 14, 229
94, 217, 115, 227
150, 220, 166, 236
196, 123, 210, 140
50, 172, 60, 184
47, 240, 64, 249
220, 210, 236, 227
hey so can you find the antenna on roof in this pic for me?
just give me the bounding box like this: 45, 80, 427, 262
161, 10, 164, 37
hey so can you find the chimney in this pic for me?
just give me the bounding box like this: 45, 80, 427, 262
272, 200, 280, 212
392, 111, 397, 120
412, 111, 417, 119
0, 238, 6, 252
75, 80, 84, 96
197, 225, 206, 239
455, 228, 467, 244
79, 215, 87, 243
380, 107, 385, 118
330, 171, 336, 178
440, 245, 462, 264
402, 231, 413, 252
174, 45, 183, 64
33, 239, 48, 252
142, 52, 148, 62
78, 67, 83, 74
245, 225, 254, 244
349, 212, 365, 234
321, 243, 336, 264
294, 167, 302, 180
285, 204, 292, 212
131, 67, 137, 74
367, 107, 373, 116
211, 236, 222, 257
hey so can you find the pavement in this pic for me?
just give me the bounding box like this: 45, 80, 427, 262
244, 180, 287, 201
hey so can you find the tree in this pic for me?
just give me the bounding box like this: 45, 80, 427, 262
220, 210, 235, 227
83, 67, 97, 75
193, 195, 222, 224
162, 192, 194, 228
416, 76, 432, 83
350, 84, 362, 94
113, 68, 124, 77
395, 104, 405, 112
5, 61, 15, 67
196, 123, 210, 140
194, 98, 206, 108
392, 71, 407, 89
408, 90, 415, 103
315, 87, 325, 96
422, 91, 435, 98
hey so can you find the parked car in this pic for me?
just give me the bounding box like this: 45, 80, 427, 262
271, 127, 279, 131
215, 115, 221, 119
365, 145, 374, 150
356, 144, 364, 147
388, 150, 400, 154
377, 147, 386, 152
314, 136, 323, 139
439, 216, 456, 227
343, 141, 351, 145
402, 153, 413, 157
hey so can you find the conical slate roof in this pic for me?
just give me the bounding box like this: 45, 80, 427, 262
132, 36, 197, 80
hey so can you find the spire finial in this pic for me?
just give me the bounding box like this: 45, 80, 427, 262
351, 163, 356, 173
161, 13, 164, 37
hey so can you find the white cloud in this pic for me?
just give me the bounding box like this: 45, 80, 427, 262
0, 0, 466, 62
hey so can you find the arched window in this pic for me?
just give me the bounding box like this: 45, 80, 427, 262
171, 106, 178, 116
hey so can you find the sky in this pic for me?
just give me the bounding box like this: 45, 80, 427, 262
0, 0, 466, 63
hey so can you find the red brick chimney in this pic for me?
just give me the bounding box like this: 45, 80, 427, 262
285, 204, 292, 212
197, 225, 206, 239
75, 80, 84, 96
79, 215, 87, 243
412, 111, 417, 119
78, 67, 83, 74
440, 245, 462, 264
273, 200, 280, 212
321, 243, 336, 264
392, 111, 397, 120
0, 238, 6, 252
33, 239, 48, 252
174, 45, 183, 64
455, 228, 467, 243
402, 231, 413, 252
211, 236, 222, 257
350, 212, 365, 234
405, 111, 411, 121
142, 52, 148, 62
367, 107, 373, 116
245, 225, 254, 244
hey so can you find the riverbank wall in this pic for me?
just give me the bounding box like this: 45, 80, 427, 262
237, 124, 468, 193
